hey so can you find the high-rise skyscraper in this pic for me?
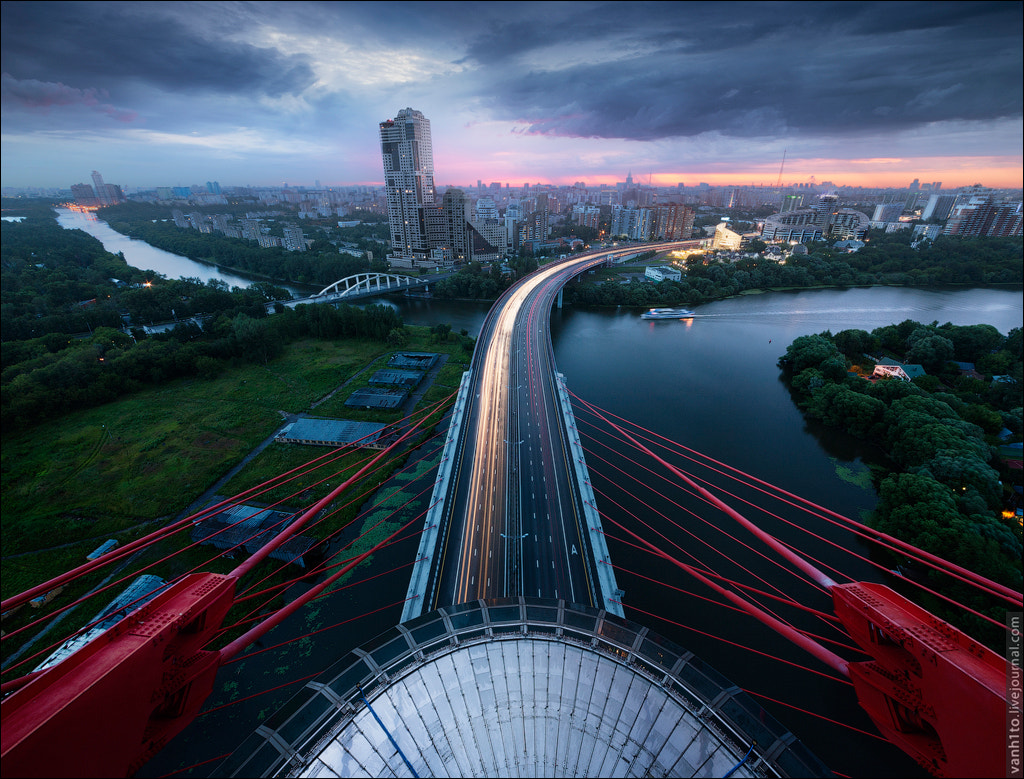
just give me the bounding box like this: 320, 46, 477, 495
87, 170, 123, 206
379, 108, 435, 265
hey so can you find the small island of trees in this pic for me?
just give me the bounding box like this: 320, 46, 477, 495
779, 320, 1022, 643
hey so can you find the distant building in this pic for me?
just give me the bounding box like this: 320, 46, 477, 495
283, 225, 306, 252
190, 504, 320, 569
276, 418, 390, 448
468, 218, 505, 263
89, 170, 124, 205
33, 575, 167, 672
711, 222, 751, 251
653, 203, 695, 240
921, 193, 957, 222
912, 224, 943, 242
388, 352, 438, 370
473, 196, 499, 221
573, 204, 602, 232
425, 188, 471, 266
240, 218, 262, 241
833, 239, 865, 252
871, 203, 904, 225
523, 192, 550, 242
779, 193, 804, 213
71, 183, 99, 208
943, 198, 1022, 237
761, 193, 870, 242
187, 212, 210, 232
610, 205, 661, 241
86, 539, 119, 560
645, 266, 682, 282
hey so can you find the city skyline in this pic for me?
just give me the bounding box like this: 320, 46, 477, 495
1, 1, 1022, 191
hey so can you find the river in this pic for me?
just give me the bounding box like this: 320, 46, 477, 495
53, 207, 312, 297
76, 216, 1019, 777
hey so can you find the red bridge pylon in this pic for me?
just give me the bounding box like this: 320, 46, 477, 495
833, 582, 1016, 778
1, 573, 235, 777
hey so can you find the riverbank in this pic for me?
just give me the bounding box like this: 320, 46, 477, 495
53, 207, 313, 295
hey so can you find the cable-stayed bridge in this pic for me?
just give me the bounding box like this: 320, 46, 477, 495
1, 245, 1018, 778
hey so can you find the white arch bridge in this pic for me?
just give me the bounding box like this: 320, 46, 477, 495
272, 273, 435, 311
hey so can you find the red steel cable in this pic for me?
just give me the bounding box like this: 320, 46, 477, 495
572, 391, 1020, 605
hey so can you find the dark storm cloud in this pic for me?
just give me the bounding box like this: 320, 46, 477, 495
458, 1, 1023, 141
4, 0, 1018, 143
1, 73, 137, 121
0, 1, 315, 99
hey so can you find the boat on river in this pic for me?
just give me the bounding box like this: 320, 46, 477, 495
641, 307, 695, 320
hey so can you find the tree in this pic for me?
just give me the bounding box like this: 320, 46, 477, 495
780, 334, 844, 375
940, 323, 1005, 363
907, 333, 955, 372
232, 314, 282, 365
833, 329, 876, 357
911, 451, 1002, 509
806, 384, 886, 438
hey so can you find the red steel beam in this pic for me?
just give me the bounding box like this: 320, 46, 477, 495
1, 573, 235, 778
833, 582, 1014, 778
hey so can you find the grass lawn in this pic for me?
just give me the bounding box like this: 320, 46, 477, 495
1, 325, 468, 666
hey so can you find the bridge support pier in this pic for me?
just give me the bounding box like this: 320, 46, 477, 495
556, 289, 563, 309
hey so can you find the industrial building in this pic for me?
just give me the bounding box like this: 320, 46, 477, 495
276, 419, 390, 449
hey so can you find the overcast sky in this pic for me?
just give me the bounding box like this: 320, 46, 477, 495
2, 1, 1021, 191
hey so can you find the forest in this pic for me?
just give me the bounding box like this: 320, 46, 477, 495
778, 320, 1022, 642
1, 205, 405, 431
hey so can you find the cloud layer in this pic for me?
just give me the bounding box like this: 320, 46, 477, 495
1, 0, 1021, 188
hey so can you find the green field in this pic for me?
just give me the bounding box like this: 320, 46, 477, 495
0, 325, 467, 667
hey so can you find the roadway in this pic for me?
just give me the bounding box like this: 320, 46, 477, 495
425, 243, 689, 610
